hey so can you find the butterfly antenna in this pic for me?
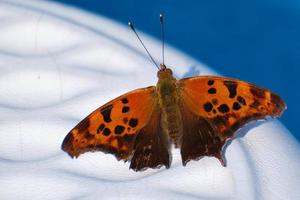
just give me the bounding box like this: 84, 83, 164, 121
128, 21, 160, 69
160, 13, 165, 66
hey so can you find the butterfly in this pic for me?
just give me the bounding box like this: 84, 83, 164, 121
61, 15, 286, 172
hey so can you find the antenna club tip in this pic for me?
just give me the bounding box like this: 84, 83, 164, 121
159, 14, 164, 24
128, 21, 134, 30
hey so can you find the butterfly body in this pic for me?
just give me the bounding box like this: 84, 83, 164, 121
62, 64, 286, 171
157, 65, 182, 146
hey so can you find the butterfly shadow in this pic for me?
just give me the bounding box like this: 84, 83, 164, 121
181, 64, 202, 78
221, 119, 270, 166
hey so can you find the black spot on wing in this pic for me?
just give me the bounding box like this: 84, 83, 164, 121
101, 104, 113, 123
122, 106, 130, 113
217, 104, 230, 113
224, 81, 237, 98
102, 128, 111, 136
121, 98, 129, 104
129, 118, 138, 128
233, 102, 242, 110
208, 80, 215, 86
208, 88, 217, 94
204, 102, 213, 112
114, 125, 125, 135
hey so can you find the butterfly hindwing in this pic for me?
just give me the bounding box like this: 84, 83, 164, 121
179, 103, 225, 165
62, 86, 170, 170
178, 76, 286, 165
130, 108, 171, 171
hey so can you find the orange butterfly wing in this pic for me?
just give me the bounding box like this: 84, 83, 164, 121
178, 76, 286, 165
62, 86, 171, 171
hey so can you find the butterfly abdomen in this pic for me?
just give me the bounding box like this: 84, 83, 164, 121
157, 74, 182, 146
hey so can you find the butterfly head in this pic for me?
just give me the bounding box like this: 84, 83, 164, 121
157, 64, 173, 79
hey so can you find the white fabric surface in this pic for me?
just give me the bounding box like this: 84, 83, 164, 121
0, 0, 299, 199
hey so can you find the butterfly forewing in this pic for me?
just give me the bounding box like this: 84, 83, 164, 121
62, 86, 159, 161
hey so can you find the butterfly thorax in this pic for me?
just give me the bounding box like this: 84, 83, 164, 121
157, 65, 182, 146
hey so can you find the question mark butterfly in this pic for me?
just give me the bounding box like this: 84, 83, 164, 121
62, 14, 286, 171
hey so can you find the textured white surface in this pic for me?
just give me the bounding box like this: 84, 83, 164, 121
0, 0, 299, 200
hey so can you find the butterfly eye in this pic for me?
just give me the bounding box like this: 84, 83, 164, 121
166, 68, 173, 75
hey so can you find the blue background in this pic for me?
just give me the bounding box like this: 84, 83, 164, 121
52, 0, 299, 141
